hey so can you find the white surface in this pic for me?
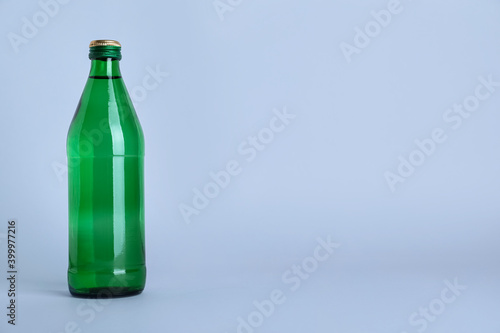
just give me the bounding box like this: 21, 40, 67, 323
14, 266, 500, 332
1, 0, 499, 331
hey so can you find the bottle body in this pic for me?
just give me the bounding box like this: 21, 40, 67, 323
67, 46, 146, 297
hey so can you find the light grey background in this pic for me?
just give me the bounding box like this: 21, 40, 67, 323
1, 0, 499, 332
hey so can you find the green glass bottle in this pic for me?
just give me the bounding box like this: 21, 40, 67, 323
67, 40, 146, 297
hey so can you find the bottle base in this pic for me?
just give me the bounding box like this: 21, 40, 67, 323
68, 265, 146, 298
69, 286, 143, 298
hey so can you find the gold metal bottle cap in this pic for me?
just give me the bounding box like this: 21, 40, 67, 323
89, 40, 121, 48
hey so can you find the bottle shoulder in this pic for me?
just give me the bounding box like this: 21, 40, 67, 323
67, 80, 144, 157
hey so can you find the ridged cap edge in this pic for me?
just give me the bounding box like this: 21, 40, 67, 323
89, 40, 121, 48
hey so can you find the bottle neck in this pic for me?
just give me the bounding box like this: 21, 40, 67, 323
89, 59, 122, 79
